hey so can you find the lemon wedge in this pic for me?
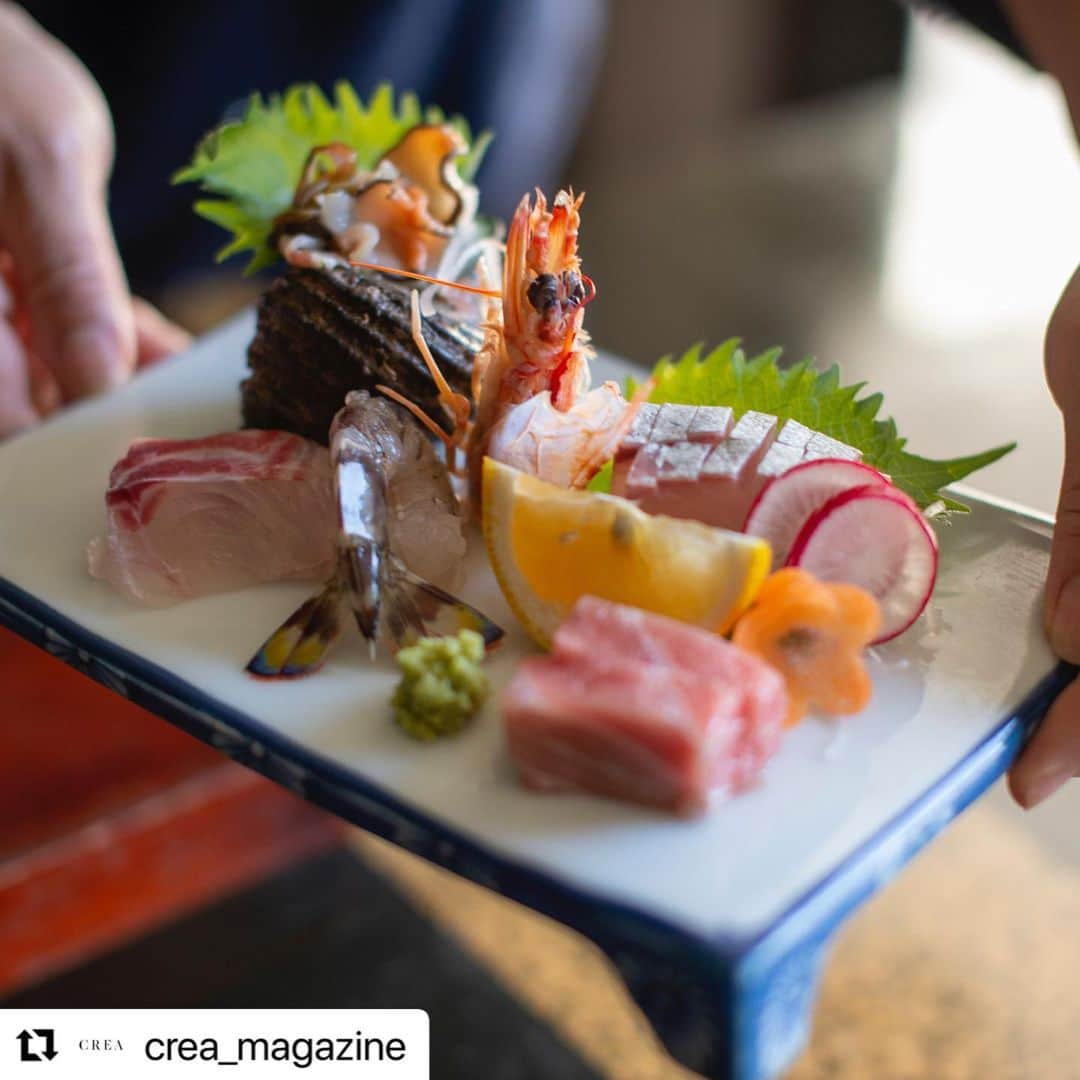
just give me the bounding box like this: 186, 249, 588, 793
482, 457, 772, 648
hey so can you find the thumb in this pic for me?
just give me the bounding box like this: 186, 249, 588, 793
2, 141, 134, 402
1044, 266, 1080, 660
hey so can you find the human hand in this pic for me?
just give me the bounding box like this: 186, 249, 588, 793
0, 3, 190, 438
1009, 265, 1080, 807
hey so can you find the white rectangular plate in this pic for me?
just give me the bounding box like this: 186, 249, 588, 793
0, 311, 1069, 1079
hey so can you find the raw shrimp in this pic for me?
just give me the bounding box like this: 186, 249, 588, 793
247, 392, 503, 678
484, 383, 630, 490
371, 188, 645, 502
333, 390, 466, 592
480, 189, 595, 418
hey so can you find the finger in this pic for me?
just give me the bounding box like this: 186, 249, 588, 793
1, 140, 134, 402
1044, 266, 1080, 660
132, 296, 192, 367
2, 256, 62, 419
27, 348, 60, 417
1008, 674, 1080, 808
0, 316, 37, 437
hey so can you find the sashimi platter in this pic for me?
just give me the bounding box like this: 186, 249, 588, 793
0, 84, 1071, 1080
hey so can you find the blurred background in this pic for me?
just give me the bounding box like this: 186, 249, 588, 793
7, 2, 1080, 1077
132, 0, 1076, 514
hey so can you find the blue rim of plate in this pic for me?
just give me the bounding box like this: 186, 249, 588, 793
1, 570, 1073, 968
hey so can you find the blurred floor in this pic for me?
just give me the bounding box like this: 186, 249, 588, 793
357, 792, 1080, 1080
8, 847, 602, 1080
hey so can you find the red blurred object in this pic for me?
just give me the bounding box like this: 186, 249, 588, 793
0, 626, 344, 995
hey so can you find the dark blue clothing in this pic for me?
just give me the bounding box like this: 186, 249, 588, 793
22, 2, 1025, 295
25, 0, 604, 293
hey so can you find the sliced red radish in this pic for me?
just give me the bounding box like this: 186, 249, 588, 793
743, 458, 891, 565
788, 485, 938, 643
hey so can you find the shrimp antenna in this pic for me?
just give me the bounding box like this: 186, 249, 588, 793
347, 259, 502, 298
376, 384, 453, 447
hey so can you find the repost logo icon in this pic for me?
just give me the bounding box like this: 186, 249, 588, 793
17, 1029, 58, 1063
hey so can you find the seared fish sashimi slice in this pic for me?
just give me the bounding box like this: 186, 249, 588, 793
612, 410, 862, 532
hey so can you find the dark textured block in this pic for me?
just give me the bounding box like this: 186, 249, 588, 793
243, 267, 481, 444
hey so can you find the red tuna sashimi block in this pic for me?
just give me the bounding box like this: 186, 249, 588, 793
554, 596, 786, 740
88, 430, 336, 605
501, 597, 787, 815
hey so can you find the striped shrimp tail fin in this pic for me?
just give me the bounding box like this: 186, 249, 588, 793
246, 577, 346, 679
383, 557, 505, 653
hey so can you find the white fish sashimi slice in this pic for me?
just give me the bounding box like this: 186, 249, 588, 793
88, 430, 338, 606
787, 485, 939, 643
743, 458, 891, 564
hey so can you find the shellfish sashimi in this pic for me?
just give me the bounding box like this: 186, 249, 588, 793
274, 124, 477, 276
88, 430, 336, 606
500, 597, 787, 816
246, 115, 488, 446
612, 410, 862, 532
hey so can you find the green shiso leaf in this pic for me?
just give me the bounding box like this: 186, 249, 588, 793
609, 340, 1015, 513
586, 458, 615, 493
173, 81, 492, 275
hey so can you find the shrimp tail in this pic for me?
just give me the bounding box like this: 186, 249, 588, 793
382, 555, 505, 653
336, 543, 504, 658
339, 540, 383, 656
246, 553, 502, 679
246, 576, 346, 679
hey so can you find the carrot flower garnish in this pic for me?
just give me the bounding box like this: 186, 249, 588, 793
731, 567, 880, 727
